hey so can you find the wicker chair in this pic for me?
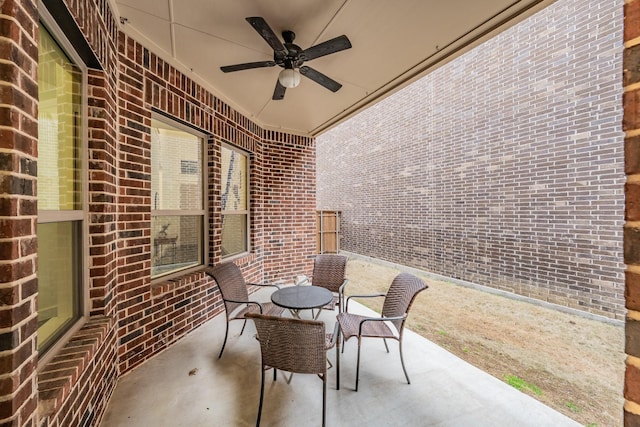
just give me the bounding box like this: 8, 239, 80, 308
246, 313, 339, 427
206, 262, 284, 358
336, 272, 428, 391
302, 254, 348, 314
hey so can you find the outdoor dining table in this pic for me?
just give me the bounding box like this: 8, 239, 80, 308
270, 285, 333, 319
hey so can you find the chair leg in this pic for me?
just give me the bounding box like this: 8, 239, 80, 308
383, 338, 389, 353
218, 318, 230, 359
240, 319, 248, 335
322, 372, 327, 427
355, 336, 362, 392
336, 329, 341, 390
256, 363, 266, 427
399, 338, 410, 384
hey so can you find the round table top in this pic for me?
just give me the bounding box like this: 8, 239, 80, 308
270, 286, 333, 310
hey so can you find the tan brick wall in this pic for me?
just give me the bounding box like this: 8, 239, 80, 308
317, 0, 625, 320
624, 0, 640, 423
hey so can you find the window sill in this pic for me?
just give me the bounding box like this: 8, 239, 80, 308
221, 251, 251, 263
37, 316, 113, 418
151, 269, 207, 298
150, 254, 259, 298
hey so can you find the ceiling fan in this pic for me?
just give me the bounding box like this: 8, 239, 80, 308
220, 17, 352, 100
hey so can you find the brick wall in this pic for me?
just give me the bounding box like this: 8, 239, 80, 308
317, 0, 625, 320
0, 1, 39, 425
0, 0, 316, 425
260, 131, 317, 283
1, 0, 629, 424
624, 0, 640, 423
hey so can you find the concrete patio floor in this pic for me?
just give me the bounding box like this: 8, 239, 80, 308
100, 288, 581, 427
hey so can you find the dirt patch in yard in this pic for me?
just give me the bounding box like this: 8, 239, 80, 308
344, 257, 625, 427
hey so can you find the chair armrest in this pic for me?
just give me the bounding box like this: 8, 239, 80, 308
345, 292, 386, 312
338, 279, 349, 294
295, 276, 310, 286
225, 299, 265, 313
327, 322, 340, 349
224, 298, 255, 305
248, 282, 281, 290
358, 314, 406, 335
337, 279, 349, 311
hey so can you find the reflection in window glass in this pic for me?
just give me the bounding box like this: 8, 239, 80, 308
221, 214, 247, 257
37, 25, 84, 352
151, 119, 204, 277
152, 215, 203, 276
221, 146, 249, 257
37, 222, 81, 350
38, 27, 82, 211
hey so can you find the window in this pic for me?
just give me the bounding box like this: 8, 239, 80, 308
151, 119, 205, 278
37, 24, 85, 353
221, 145, 249, 258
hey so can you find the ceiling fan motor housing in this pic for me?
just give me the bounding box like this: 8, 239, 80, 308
276, 31, 304, 69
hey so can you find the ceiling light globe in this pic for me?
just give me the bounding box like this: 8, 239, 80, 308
278, 68, 301, 88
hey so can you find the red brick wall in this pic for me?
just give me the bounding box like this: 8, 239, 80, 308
261, 131, 317, 282
624, 0, 640, 423
317, 0, 625, 320
0, 0, 317, 426
0, 1, 39, 425
112, 5, 316, 377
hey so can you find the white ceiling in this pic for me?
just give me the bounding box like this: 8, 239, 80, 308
111, 0, 554, 136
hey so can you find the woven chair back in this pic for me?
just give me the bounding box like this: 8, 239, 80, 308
208, 262, 250, 315
248, 314, 327, 374
381, 273, 429, 332
312, 254, 347, 293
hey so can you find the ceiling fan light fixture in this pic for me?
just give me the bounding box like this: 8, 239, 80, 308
278, 68, 301, 88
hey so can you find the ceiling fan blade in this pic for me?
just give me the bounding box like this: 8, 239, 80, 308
272, 80, 286, 100
302, 35, 352, 62
220, 61, 276, 73
299, 66, 342, 92
246, 17, 287, 56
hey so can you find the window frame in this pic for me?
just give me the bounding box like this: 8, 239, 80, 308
36, 5, 90, 364
150, 114, 207, 282
220, 143, 251, 260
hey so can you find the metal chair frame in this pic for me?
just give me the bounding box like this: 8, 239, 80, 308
247, 313, 339, 427
336, 272, 428, 391
206, 262, 283, 358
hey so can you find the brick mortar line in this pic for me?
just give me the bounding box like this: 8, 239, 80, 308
625, 400, 640, 416
0, 103, 37, 123
628, 355, 640, 368
0, 79, 38, 106
625, 36, 640, 48
626, 82, 640, 92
